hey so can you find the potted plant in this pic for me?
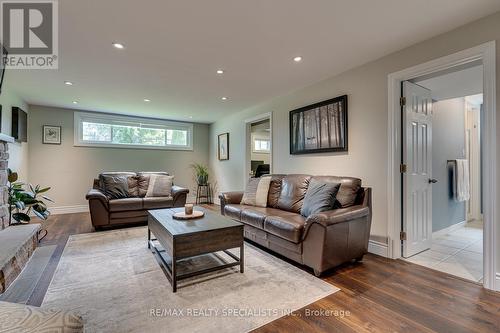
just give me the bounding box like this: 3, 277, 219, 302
191, 163, 209, 185
7, 169, 53, 228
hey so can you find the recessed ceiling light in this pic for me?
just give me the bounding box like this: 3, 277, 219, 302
189, 116, 193, 119
293, 56, 302, 62
216, 69, 224, 74
221, 97, 228, 101
113, 42, 125, 49
143, 98, 151, 102
64, 81, 73, 86
72, 101, 78, 104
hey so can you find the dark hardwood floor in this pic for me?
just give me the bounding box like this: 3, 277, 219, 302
27, 207, 500, 332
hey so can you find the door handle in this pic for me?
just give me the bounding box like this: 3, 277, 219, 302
428, 178, 438, 184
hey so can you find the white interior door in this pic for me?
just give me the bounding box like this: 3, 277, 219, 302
402, 81, 434, 258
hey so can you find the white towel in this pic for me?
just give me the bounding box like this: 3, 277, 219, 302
453, 159, 470, 202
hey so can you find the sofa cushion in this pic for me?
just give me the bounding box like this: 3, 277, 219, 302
301, 179, 341, 217
109, 198, 143, 212
240, 176, 271, 207
110, 210, 148, 219
137, 172, 170, 197
267, 174, 285, 208
99, 174, 130, 199
276, 174, 311, 213
224, 204, 246, 220
145, 175, 174, 197
264, 213, 306, 243
127, 176, 139, 197
240, 206, 296, 229
311, 176, 361, 208
143, 196, 174, 209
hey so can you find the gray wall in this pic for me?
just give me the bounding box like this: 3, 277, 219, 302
209, 11, 500, 244
432, 98, 466, 232
28, 105, 209, 209
0, 81, 29, 179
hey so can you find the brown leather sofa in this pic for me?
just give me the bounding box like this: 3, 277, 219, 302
219, 174, 371, 276
86, 172, 189, 229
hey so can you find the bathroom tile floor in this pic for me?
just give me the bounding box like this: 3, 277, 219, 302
404, 220, 483, 282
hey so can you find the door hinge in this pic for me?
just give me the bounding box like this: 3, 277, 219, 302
400, 231, 407, 241
400, 164, 407, 173
400, 96, 406, 107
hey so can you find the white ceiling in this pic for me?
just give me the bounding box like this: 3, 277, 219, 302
7, 0, 500, 123
416, 65, 483, 101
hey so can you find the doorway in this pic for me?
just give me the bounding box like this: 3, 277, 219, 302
401, 63, 484, 282
387, 42, 497, 290
244, 113, 272, 182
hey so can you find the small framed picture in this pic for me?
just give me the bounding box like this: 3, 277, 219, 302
43, 125, 62, 145
218, 133, 229, 160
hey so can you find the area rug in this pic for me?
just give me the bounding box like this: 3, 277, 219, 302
42, 227, 338, 333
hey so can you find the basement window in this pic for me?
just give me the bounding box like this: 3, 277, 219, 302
74, 112, 193, 150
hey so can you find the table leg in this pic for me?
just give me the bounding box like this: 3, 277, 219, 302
240, 245, 244, 273
147, 228, 151, 249
172, 256, 177, 292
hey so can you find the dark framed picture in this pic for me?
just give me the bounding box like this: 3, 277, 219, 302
0, 44, 7, 95
290, 95, 348, 154
43, 125, 62, 145
218, 133, 229, 160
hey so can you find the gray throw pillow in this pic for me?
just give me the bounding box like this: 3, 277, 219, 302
300, 179, 341, 217
145, 175, 174, 197
100, 175, 129, 199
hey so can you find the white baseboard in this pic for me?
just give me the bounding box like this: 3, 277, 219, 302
368, 240, 389, 257
49, 205, 89, 215
432, 220, 467, 238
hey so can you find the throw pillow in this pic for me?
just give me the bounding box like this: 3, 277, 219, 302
145, 174, 174, 197
240, 176, 272, 207
300, 179, 341, 217
100, 175, 129, 199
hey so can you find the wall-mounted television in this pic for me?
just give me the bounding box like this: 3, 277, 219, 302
12, 107, 27, 142
0, 44, 6, 96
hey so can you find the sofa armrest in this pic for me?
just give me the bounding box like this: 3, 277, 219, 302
219, 191, 244, 204
86, 189, 109, 207
171, 185, 189, 207
306, 205, 370, 228
218, 191, 244, 215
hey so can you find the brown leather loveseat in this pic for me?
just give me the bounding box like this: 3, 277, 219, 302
219, 174, 371, 276
86, 172, 189, 230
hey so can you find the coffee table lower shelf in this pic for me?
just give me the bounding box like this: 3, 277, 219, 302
148, 239, 244, 292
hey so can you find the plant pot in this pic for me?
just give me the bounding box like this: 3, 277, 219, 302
197, 175, 208, 185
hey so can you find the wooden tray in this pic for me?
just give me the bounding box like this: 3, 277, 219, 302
173, 210, 205, 220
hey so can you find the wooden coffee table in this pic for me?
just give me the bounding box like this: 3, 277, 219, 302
147, 207, 244, 292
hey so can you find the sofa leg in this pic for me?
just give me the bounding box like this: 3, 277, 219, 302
313, 269, 322, 277
355, 255, 364, 262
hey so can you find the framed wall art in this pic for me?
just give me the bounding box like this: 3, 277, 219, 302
290, 95, 347, 154
43, 125, 62, 145
218, 132, 229, 160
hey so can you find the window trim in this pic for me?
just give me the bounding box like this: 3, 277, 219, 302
74, 112, 194, 150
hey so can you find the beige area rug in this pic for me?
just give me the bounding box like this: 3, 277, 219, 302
42, 227, 339, 333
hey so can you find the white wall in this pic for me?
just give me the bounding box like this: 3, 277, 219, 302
209, 11, 500, 248
28, 105, 209, 209
0, 80, 28, 180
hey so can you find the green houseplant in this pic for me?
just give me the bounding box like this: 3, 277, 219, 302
191, 163, 209, 185
7, 169, 53, 226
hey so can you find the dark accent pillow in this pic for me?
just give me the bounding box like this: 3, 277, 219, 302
100, 175, 129, 199
300, 179, 341, 217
